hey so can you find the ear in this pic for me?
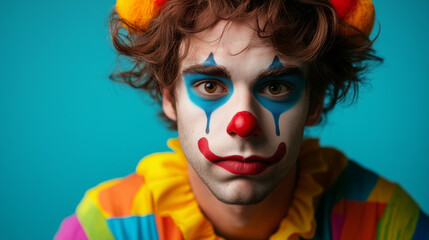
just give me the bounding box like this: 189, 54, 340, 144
162, 88, 177, 121
306, 93, 325, 126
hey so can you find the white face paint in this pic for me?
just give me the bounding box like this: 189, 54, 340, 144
168, 20, 311, 205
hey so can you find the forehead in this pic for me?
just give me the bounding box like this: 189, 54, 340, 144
181, 20, 278, 69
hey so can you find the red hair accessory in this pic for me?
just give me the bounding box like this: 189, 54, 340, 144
330, 0, 375, 37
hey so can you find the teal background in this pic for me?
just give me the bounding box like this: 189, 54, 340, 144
0, 0, 428, 239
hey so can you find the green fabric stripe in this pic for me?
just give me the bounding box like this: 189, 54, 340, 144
76, 195, 115, 240
376, 185, 419, 240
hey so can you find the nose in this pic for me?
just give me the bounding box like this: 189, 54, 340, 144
227, 111, 262, 138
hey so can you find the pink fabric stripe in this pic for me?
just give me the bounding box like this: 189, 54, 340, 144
55, 214, 88, 240
331, 213, 345, 240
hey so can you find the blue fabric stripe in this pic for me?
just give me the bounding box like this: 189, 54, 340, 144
107, 214, 159, 240
337, 160, 379, 201
310, 188, 336, 240
412, 210, 429, 240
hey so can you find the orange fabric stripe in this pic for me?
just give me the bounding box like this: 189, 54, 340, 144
98, 174, 145, 217
155, 215, 183, 240
331, 200, 386, 240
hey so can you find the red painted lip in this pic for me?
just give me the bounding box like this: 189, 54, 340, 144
198, 137, 286, 175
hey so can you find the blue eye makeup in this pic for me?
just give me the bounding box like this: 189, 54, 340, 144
253, 56, 306, 136
183, 54, 305, 136
268, 56, 284, 69
184, 53, 233, 134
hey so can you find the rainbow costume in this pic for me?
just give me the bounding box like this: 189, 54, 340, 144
55, 139, 428, 240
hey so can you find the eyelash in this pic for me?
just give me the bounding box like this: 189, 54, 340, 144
259, 81, 294, 100
193, 80, 228, 99
192, 79, 294, 101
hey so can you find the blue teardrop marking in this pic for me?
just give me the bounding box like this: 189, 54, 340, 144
206, 113, 211, 134
273, 113, 281, 136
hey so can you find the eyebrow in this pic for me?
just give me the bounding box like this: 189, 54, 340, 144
182, 64, 304, 81
182, 64, 231, 79
257, 66, 304, 80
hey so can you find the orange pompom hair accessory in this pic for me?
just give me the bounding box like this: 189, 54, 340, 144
329, 0, 375, 37
116, 0, 168, 30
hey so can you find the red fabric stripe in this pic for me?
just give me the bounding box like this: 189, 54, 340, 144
331, 199, 386, 240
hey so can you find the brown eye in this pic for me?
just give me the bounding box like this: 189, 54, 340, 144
259, 81, 293, 100
268, 83, 281, 95
194, 80, 228, 99
204, 82, 217, 93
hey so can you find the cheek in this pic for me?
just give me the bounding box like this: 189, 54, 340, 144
277, 95, 309, 139
175, 84, 209, 138
254, 90, 309, 142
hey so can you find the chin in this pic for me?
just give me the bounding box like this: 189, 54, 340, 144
215, 194, 266, 206
203, 177, 280, 205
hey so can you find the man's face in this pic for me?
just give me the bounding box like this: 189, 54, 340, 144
164, 20, 313, 205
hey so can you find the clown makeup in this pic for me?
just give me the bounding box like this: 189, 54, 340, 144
184, 54, 306, 136
166, 20, 312, 205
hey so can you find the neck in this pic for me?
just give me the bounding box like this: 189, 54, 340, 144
188, 164, 298, 240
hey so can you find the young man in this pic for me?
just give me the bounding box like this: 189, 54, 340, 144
56, 0, 428, 239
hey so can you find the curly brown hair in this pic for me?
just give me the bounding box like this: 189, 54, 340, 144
109, 0, 382, 129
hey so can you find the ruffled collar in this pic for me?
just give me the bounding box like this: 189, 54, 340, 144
269, 139, 329, 239
136, 138, 329, 240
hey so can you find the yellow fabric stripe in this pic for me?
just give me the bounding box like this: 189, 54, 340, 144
130, 181, 154, 216
76, 193, 115, 240
312, 147, 348, 190
376, 185, 419, 240
367, 178, 396, 203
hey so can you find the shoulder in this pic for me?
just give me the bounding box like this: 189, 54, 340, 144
55, 173, 155, 240
83, 173, 151, 218
316, 158, 429, 239
55, 139, 187, 240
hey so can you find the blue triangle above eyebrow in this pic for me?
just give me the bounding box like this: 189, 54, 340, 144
202, 52, 217, 66
268, 56, 283, 69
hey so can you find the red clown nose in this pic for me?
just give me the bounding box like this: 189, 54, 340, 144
227, 111, 262, 138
